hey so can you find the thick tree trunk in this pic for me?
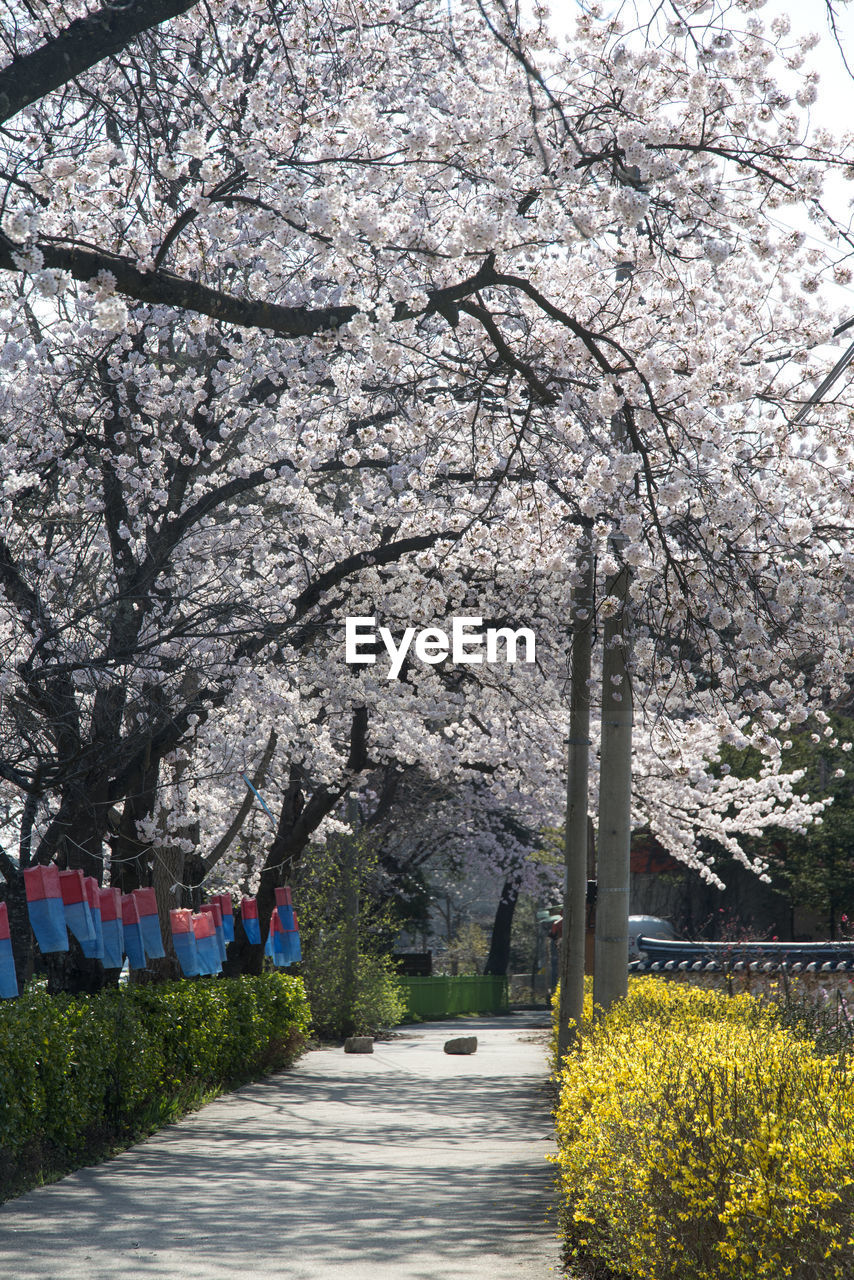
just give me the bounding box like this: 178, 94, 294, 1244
1, 869, 33, 991
593, 377, 634, 1019
45, 939, 106, 994
484, 877, 520, 975
109, 755, 161, 894
141, 747, 193, 983
222, 911, 256, 977
339, 818, 361, 1037
143, 840, 185, 982
232, 709, 370, 974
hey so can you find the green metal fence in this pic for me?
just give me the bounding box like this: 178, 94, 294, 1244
397, 974, 509, 1019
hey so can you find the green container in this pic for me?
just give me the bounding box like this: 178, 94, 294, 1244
397, 975, 509, 1019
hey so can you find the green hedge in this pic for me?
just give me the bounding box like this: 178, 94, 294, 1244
0, 973, 310, 1201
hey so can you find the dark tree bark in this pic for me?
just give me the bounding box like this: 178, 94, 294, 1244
243, 767, 335, 975
484, 877, 520, 976
0, 847, 32, 991
228, 708, 370, 975
202, 728, 278, 874
0, 236, 499, 345
0, 0, 201, 125
45, 940, 106, 996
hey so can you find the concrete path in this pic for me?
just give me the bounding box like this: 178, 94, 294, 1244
0, 1012, 563, 1280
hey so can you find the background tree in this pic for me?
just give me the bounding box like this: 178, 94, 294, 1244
719, 712, 854, 937
2, 0, 854, 995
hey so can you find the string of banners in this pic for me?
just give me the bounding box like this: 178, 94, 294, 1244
0, 869, 300, 998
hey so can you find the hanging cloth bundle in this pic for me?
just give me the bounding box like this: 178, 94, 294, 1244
170, 908, 201, 977
199, 901, 227, 962
24, 864, 68, 954
99, 888, 124, 969
0, 902, 18, 998
240, 896, 261, 944
133, 888, 165, 959
213, 892, 235, 943
121, 894, 147, 970
59, 869, 96, 947
79, 876, 105, 961
274, 886, 302, 964
191, 911, 221, 975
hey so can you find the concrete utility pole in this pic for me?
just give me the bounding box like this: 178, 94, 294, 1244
341, 794, 361, 1037
591, 240, 636, 1017
592, 553, 633, 1015
557, 540, 594, 1063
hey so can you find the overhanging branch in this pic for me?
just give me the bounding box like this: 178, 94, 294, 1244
0, 0, 201, 125
0, 234, 359, 336
0, 236, 500, 340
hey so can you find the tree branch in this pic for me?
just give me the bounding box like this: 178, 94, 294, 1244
0, 760, 39, 793
346, 706, 370, 773
0, 0, 201, 125
0, 233, 359, 336
290, 531, 456, 619
0, 234, 501, 341
203, 727, 278, 872
0, 842, 20, 884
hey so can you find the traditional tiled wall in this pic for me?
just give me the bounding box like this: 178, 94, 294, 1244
633, 960, 854, 1007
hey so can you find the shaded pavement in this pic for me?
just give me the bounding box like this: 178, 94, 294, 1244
0, 1011, 564, 1279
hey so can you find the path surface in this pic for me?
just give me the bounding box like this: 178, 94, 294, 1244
0, 1012, 562, 1280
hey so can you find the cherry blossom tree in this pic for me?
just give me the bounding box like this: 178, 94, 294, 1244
1, 0, 853, 993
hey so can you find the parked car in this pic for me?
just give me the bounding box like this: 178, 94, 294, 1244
628, 915, 679, 963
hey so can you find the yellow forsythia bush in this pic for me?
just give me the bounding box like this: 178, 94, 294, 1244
553, 979, 854, 1280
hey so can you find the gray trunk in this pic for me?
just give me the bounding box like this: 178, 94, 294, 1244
558, 545, 594, 1061
593, 562, 633, 1016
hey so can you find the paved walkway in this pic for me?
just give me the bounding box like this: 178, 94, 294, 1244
0, 1012, 562, 1280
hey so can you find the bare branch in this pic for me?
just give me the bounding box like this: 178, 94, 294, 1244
0, 235, 502, 341
0, 233, 359, 337
0, 842, 20, 884
203, 728, 278, 872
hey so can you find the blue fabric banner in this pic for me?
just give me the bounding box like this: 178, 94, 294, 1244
196, 932, 221, 975
0, 936, 18, 999
244, 917, 261, 944
173, 931, 201, 977
64, 899, 95, 946
79, 905, 104, 960
139, 913, 166, 960
101, 918, 124, 969
123, 921, 146, 970
28, 897, 69, 955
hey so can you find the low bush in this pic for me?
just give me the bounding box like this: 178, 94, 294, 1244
294, 833, 406, 1039
553, 979, 854, 1280
304, 948, 405, 1039
0, 972, 310, 1201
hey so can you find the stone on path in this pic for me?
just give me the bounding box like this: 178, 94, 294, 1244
444, 1035, 477, 1055
344, 1035, 374, 1053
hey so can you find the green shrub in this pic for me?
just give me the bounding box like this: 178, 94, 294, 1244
0, 973, 310, 1201
553, 979, 854, 1280
295, 834, 405, 1039
304, 947, 405, 1040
